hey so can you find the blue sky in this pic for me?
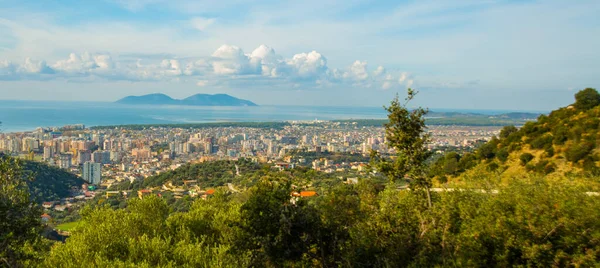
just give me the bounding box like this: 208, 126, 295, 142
0, 0, 598, 110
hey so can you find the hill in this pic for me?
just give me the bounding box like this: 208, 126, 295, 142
116, 93, 258, 106
0, 154, 86, 203
182, 93, 257, 106
22, 160, 86, 203
115, 93, 178, 105
430, 87, 600, 184
16, 159, 85, 203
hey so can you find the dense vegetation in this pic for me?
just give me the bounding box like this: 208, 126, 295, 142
1, 89, 600, 267
286, 150, 371, 164
21, 160, 85, 203
0, 156, 48, 267
431, 88, 600, 185
110, 159, 357, 195
0, 154, 85, 203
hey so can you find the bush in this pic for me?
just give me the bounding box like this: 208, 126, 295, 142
544, 146, 555, 158
530, 135, 553, 149
520, 153, 534, 165
552, 126, 568, 145
565, 142, 594, 163
543, 163, 557, 174
487, 162, 499, 171
496, 148, 509, 162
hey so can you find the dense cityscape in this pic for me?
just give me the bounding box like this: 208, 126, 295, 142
0, 122, 500, 193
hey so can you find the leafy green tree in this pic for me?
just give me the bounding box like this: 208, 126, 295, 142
0, 155, 44, 267
371, 89, 433, 206
499, 125, 518, 139
238, 178, 320, 266
477, 137, 499, 160
574, 87, 600, 110
441, 152, 461, 175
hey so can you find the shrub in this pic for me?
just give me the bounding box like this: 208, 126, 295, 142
496, 148, 509, 162
520, 153, 534, 165
565, 142, 594, 163
530, 135, 553, 149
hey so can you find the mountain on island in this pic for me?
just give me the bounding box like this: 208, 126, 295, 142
116, 93, 258, 106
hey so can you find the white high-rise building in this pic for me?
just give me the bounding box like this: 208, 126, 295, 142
82, 161, 102, 185
43, 146, 54, 161
58, 154, 72, 169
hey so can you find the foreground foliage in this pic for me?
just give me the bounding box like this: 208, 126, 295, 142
36, 177, 600, 267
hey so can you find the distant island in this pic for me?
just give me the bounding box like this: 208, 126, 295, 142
116, 93, 258, 106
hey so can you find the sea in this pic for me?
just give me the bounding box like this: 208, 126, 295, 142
0, 100, 540, 133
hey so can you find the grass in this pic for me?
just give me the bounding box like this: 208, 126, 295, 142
55, 221, 79, 231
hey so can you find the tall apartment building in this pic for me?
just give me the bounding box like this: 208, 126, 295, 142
82, 161, 102, 185
58, 154, 72, 169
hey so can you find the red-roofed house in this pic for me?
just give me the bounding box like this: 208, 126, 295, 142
300, 191, 318, 197
41, 213, 51, 222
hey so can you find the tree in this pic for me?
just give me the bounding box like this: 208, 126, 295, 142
0, 155, 44, 267
238, 178, 320, 266
499, 125, 518, 139
371, 89, 433, 207
574, 88, 600, 110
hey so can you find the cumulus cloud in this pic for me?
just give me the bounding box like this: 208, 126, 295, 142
250, 44, 281, 76
285, 51, 328, 79
20, 58, 54, 74
344, 60, 369, 81
0, 44, 419, 90
52, 52, 115, 73
211, 45, 260, 75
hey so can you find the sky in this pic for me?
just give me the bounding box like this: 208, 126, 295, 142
0, 0, 598, 110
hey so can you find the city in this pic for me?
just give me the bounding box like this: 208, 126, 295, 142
0, 122, 500, 197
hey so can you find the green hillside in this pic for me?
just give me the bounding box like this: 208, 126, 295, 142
431, 88, 600, 187
22, 158, 85, 203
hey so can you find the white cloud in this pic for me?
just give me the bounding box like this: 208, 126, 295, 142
344, 60, 369, 81
0, 44, 422, 91
211, 44, 259, 75
373, 66, 386, 76
183, 59, 209, 76
190, 17, 215, 31
398, 72, 408, 83
20, 58, 54, 74
285, 51, 328, 79
52, 52, 115, 73
249, 44, 281, 76
196, 80, 208, 86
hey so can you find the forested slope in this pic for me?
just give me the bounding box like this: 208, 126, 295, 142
431, 88, 600, 187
